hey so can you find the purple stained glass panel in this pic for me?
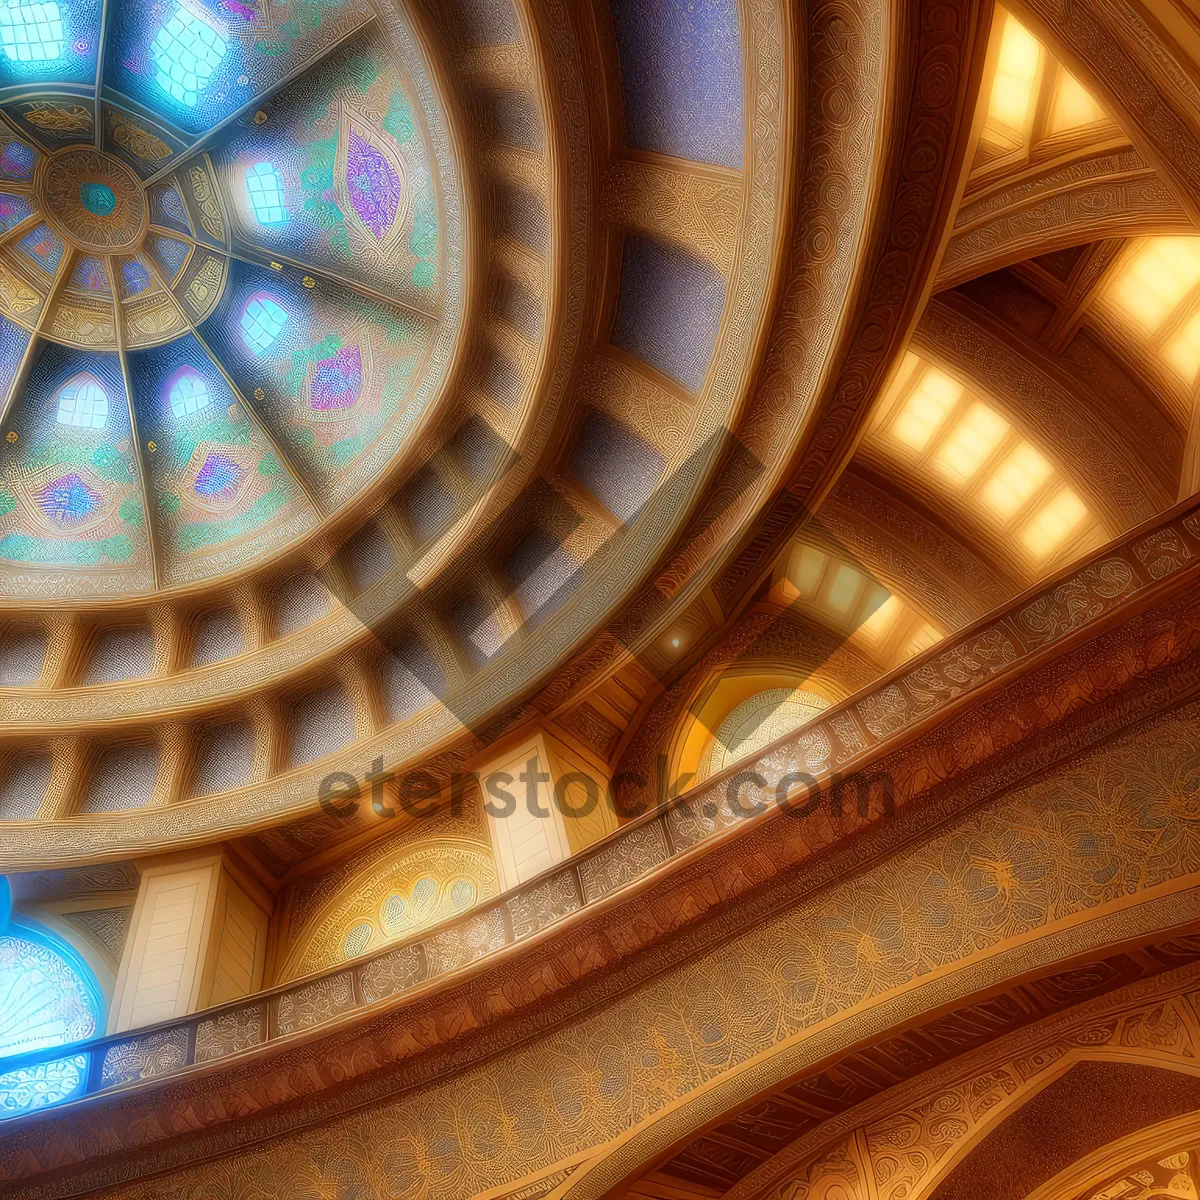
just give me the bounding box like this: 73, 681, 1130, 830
37, 474, 101, 525
0, 140, 34, 179
346, 131, 401, 239
194, 452, 244, 501
311, 345, 362, 411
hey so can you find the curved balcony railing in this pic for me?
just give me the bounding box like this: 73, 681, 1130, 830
3, 495, 1200, 1117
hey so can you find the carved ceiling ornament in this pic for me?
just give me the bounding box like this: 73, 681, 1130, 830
6, 0, 1200, 1196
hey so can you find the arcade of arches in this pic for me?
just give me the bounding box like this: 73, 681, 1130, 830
5, 0, 1200, 1197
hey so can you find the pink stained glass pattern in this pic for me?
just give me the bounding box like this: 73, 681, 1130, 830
193, 452, 245, 502
346, 131, 401, 239
311, 345, 362, 411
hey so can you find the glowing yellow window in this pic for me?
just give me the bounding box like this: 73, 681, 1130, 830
1165, 309, 1200, 384
988, 14, 1041, 134
860, 591, 901, 639
1045, 70, 1106, 134
791, 545, 826, 595
825, 564, 864, 616
1021, 488, 1088, 558
934, 403, 1009, 484
1110, 238, 1200, 333
980, 441, 1052, 520
891, 367, 961, 450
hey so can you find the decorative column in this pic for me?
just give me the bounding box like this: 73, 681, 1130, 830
108, 851, 271, 1034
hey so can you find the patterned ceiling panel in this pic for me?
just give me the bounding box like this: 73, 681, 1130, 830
0, 0, 460, 596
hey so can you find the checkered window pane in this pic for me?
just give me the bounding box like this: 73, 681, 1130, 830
168, 367, 213, 418
0, 0, 62, 63
151, 7, 227, 107
55, 376, 109, 429
240, 294, 289, 355
244, 161, 288, 227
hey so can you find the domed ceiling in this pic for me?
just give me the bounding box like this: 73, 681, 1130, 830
0, 0, 459, 594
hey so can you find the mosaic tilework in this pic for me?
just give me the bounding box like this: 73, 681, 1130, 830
0, 343, 152, 592
197, 257, 434, 503
117, 255, 152, 299
0, 137, 35, 180
147, 181, 189, 234
611, 0, 744, 169
612, 233, 726, 393
127, 334, 312, 585
215, 26, 440, 310
145, 233, 188, 281
0, 0, 100, 87
0, 191, 32, 234
15, 223, 64, 278
67, 255, 110, 296
103, 107, 183, 180
106, 0, 373, 137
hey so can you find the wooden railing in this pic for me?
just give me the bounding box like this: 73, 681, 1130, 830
4, 495, 1200, 1111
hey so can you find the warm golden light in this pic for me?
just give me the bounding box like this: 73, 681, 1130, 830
860, 591, 901, 639
825, 563, 864, 616
791, 545, 827, 594
934, 403, 1010, 485
1021, 488, 1088, 557
1045, 68, 1106, 134
1109, 238, 1200, 333
984, 12, 1041, 143
891, 366, 962, 451
980, 442, 1053, 520
1165, 310, 1200, 384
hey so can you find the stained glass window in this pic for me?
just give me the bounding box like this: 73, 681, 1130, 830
151, 6, 227, 108
244, 161, 287, 227
0, 929, 100, 1120
0, 0, 62, 63
167, 365, 212, 418
0, 140, 34, 179
120, 258, 150, 298
55, 374, 108, 429
240, 293, 288, 356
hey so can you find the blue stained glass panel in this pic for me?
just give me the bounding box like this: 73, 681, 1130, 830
0, 931, 99, 1120
0, 140, 33, 180
55, 374, 107, 428
239, 294, 288, 356
166, 365, 212, 418
148, 234, 188, 280
151, 6, 227, 108
15, 223, 62, 276
610, 0, 744, 169
119, 257, 151, 298
148, 182, 189, 233
69, 256, 109, 295
0, 0, 62, 62
244, 161, 287, 227
0, 191, 31, 234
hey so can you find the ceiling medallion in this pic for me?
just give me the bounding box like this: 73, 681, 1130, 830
38, 147, 147, 253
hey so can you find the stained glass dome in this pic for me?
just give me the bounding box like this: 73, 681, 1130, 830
0, 0, 460, 596
0, 925, 100, 1119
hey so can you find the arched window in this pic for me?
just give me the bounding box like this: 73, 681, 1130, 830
707, 688, 831, 779
240, 293, 289, 356
55, 373, 108, 429
244, 162, 287, 227
0, 919, 102, 1120
166, 365, 212, 419
0, 0, 63, 63
151, 6, 227, 108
